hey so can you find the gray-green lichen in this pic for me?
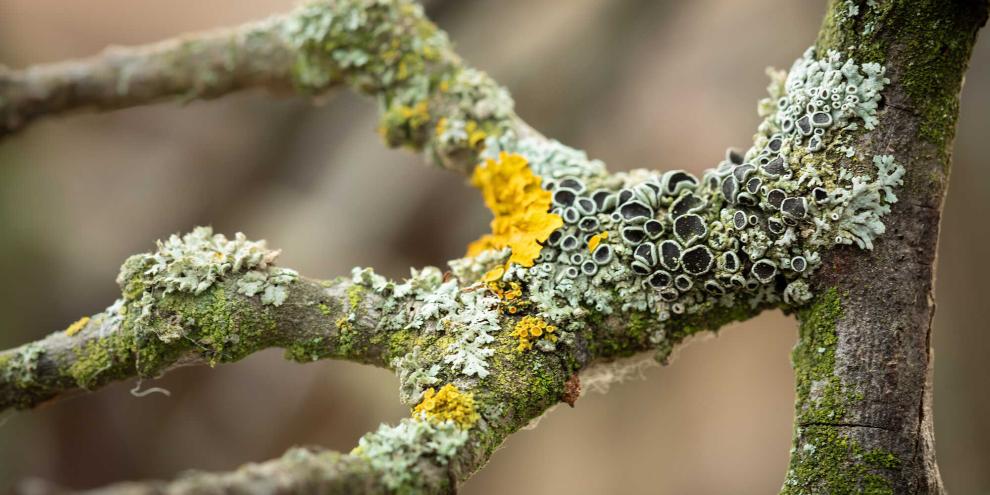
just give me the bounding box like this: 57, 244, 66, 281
117, 227, 296, 343
351, 264, 501, 380
221, 49, 911, 494
236, 266, 299, 306
354, 418, 466, 493
351, 48, 905, 425
2, 343, 44, 390
472, 47, 902, 347
282, 0, 515, 168
393, 346, 439, 405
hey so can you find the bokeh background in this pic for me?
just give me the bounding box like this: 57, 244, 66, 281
0, 1, 987, 493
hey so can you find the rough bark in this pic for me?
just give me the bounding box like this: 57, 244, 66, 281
0, 276, 397, 412
784, 1, 988, 493
0, 0, 986, 494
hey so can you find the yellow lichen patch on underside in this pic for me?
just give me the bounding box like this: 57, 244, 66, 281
467, 152, 562, 271
413, 384, 480, 429
65, 316, 90, 337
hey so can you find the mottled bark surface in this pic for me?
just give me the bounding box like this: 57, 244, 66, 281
786, 1, 988, 493
0, 0, 986, 494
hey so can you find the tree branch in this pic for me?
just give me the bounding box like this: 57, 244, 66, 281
22, 448, 385, 495
4, 235, 757, 495
0, 273, 398, 412
0, 0, 543, 176
783, 1, 988, 494
2, 0, 986, 493
0, 19, 297, 137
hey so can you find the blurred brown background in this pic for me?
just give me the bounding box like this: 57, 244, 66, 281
0, 1, 986, 493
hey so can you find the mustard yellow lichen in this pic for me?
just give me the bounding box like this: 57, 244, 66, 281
467, 152, 562, 271
587, 231, 608, 253
510, 315, 558, 352
435, 116, 448, 137
465, 120, 487, 148
65, 316, 90, 337
413, 384, 480, 429
399, 101, 431, 129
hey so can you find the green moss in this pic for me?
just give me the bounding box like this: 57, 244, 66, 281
346, 285, 366, 312
318, 303, 332, 316
143, 281, 283, 369
783, 288, 898, 494
471, 330, 568, 441
626, 312, 650, 342
284, 336, 332, 363
384, 328, 417, 364
785, 424, 900, 495
68, 331, 135, 389
792, 289, 842, 406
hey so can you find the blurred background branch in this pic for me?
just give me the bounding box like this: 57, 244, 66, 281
0, 18, 298, 139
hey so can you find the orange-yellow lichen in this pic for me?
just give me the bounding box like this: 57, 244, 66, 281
435, 116, 449, 137
487, 279, 529, 315
465, 121, 487, 148
510, 315, 558, 352
413, 384, 480, 429
481, 265, 505, 283
64, 316, 90, 337
467, 152, 562, 271
399, 101, 431, 129
587, 231, 608, 253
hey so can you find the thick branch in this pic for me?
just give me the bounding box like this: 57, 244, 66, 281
0, 274, 397, 412
4, 254, 761, 495
783, 1, 988, 494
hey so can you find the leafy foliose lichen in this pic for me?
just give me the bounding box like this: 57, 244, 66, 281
283, 0, 514, 165
235, 266, 299, 307
354, 418, 467, 493
350, 264, 500, 379
438, 289, 500, 379
117, 227, 295, 342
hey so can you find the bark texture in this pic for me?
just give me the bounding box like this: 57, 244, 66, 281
0, 0, 986, 494
785, 1, 989, 493
0, 20, 297, 137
